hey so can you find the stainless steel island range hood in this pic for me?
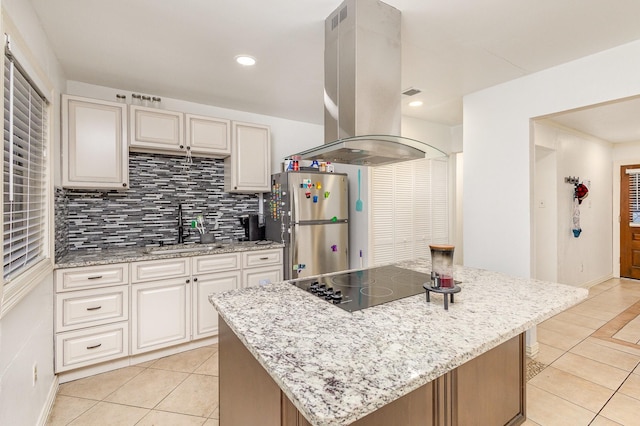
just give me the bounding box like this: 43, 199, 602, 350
289, 0, 445, 166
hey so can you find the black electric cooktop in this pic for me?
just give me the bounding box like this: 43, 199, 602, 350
291, 265, 430, 312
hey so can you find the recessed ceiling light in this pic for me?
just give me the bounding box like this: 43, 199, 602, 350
409, 100, 423, 107
235, 55, 256, 66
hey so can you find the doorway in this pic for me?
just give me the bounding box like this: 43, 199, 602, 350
620, 164, 640, 278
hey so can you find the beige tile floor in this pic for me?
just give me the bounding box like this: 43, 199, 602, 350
46, 346, 220, 426
524, 278, 640, 426
47, 278, 640, 426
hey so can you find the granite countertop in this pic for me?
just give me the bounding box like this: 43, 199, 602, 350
209, 259, 589, 426
55, 240, 285, 268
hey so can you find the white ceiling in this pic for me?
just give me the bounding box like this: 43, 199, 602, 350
29, 0, 640, 139
542, 96, 640, 144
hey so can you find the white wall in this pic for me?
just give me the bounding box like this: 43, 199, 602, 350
0, 0, 65, 424
534, 144, 558, 282
0, 274, 55, 425
534, 121, 613, 286
402, 116, 457, 154
464, 39, 640, 278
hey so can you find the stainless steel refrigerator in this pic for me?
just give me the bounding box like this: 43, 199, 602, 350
265, 171, 349, 280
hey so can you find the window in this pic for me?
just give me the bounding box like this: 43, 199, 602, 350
3, 47, 48, 284
627, 168, 640, 225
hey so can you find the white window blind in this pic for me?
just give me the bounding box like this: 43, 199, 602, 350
627, 169, 640, 225
371, 157, 449, 265
3, 50, 48, 282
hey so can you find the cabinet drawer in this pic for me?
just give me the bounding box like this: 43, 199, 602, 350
55, 263, 129, 292
131, 258, 190, 283
243, 265, 282, 288
242, 249, 282, 268
193, 253, 240, 274
56, 285, 129, 333
55, 322, 128, 372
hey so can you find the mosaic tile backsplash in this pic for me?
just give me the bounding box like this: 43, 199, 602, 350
55, 153, 260, 257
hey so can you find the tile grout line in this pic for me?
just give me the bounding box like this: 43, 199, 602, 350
586, 359, 640, 425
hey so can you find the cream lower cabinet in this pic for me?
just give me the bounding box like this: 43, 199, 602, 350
131, 277, 191, 355
193, 271, 240, 339
54, 248, 282, 376
54, 263, 130, 373
242, 249, 282, 288
131, 258, 191, 355
192, 253, 241, 339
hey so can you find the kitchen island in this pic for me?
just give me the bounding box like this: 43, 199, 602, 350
209, 260, 588, 426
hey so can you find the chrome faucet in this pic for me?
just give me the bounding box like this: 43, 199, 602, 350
178, 203, 184, 244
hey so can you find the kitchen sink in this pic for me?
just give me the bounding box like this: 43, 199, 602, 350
145, 244, 224, 255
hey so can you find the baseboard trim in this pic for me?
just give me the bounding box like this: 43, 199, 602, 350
37, 375, 59, 425
526, 342, 540, 359
581, 273, 614, 289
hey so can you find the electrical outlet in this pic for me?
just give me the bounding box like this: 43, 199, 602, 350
32, 363, 37, 386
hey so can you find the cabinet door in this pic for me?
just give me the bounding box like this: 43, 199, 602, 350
193, 271, 240, 339
129, 105, 184, 151
225, 121, 271, 193
454, 335, 525, 425
131, 278, 191, 354
62, 95, 128, 189
186, 113, 231, 157
243, 265, 282, 288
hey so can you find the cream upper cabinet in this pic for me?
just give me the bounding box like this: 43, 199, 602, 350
185, 113, 231, 157
62, 95, 128, 189
129, 105, 184, 152
225, 121, 271, 193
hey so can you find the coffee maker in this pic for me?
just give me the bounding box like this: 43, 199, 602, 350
239, 214, 265, 241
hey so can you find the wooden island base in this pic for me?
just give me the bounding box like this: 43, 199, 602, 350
219, 317, 525, 426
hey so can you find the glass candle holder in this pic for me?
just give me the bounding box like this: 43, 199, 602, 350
430, 244, 455, 288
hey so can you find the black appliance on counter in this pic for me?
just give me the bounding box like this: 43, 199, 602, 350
291, 265, 429, 312
239, 214, 264, 241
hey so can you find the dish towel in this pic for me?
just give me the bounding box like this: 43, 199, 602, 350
572, 197, 582, 238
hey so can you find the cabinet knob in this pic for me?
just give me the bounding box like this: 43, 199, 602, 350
193, 277, 198, 282
187, 146, 191, 151
180, 145, 184, 149
186, 279, 190, 283
122, 183, 127, 187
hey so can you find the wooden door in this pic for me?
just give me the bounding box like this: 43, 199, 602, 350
620, 165, 640, 278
